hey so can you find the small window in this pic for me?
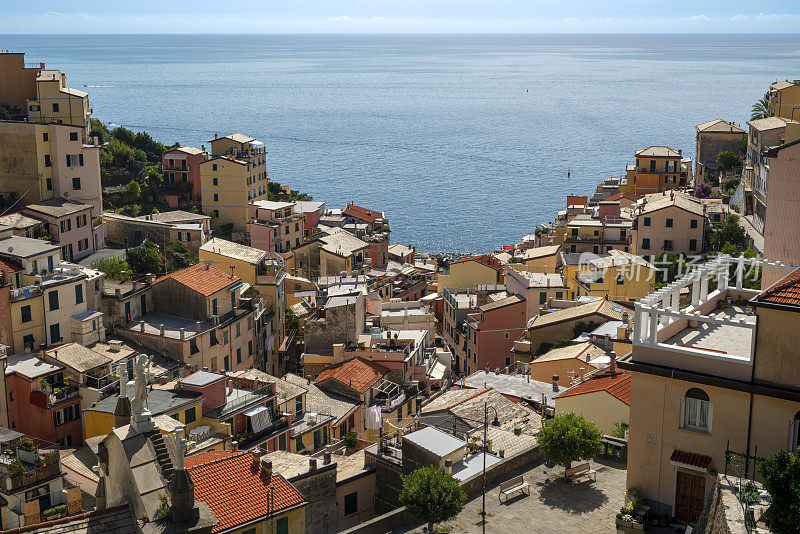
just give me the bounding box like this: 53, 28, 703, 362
210, 331, 219, 346
643, 217, 651, 227
224, 355, 230, 371
213, 210, 219, 218
213, 193, 218, 202
75, 284, 84, 304
72, 177, 81, 190
48, 290, 59, 311
689, 239, 697, 251
664, 240, 673, 251
184, 407, 196, 424
616, 274, 624, 285
344, 492, 358, 516
641, 238, 650, 250
69, 132, 78, 141
190, 338, 199, 354
43, 132, 48, 142
52, 103, 59, 112
236, 348, 242, 364
690, 219, 698, 229
212, 163, 217, 171
276, 516, 289, 534
49, 323, 61, 343
213, 177, 218, 186
46, 178, 52, 191
21, 305, 32, 323
539, 292, 547, 305
681, 388, 711, 432
44, 154, 51, 167
665, 218, 674, 228
248, 340, 253, 355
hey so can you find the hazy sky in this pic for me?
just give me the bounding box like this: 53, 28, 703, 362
2, 0, 800, 34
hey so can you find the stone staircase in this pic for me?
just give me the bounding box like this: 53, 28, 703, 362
149, 432, 176, 483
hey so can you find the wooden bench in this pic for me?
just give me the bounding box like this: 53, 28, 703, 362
565, 462, 596, 482
498, 475, 530, 503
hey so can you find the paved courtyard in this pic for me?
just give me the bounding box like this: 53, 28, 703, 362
396, 458, 627, 533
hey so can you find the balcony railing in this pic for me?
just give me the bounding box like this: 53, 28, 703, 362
47, 385, 80, 408
0, 451, 60, 492
202, 386, 276, 420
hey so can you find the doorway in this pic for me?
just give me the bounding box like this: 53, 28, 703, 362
675, 470, 706, 524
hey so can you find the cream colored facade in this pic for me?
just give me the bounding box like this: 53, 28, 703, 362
555, 390, 629, 436
437, 258, 503, 292
10, 292, 45, 355
200, 134, 269, 227
563, 251, 656, 302
522, 245, 561, 273
26, 69, 91, 135
633, 201, 706, 257
766, 80, 800, 121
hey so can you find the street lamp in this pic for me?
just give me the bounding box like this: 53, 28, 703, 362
481, 401, 500, 533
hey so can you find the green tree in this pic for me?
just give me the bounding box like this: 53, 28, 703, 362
612, 421, 629, 439
715, 151, 738, 170
126, 179, 141, 196
751, 98, 769, 120
91, 257, 130, 280
0, 106, 11, 121
720, 241, 739, 256
758, 449, 800, 533
128, 240, 169, 274
710, 214, 747, 252
399, 466, 466, 532
89, 118, 111, 143
538, 412, 603, 474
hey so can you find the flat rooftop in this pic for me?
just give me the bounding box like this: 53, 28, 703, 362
123, 313, 207, 339
664, 305, 755, 360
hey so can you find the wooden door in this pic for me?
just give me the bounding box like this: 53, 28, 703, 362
675, 471, 706, 524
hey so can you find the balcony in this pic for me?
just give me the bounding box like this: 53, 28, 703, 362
202, 385, 277, 420
11, 285, 42, 302
47, 385, 80, 408
0, 445, 60, 493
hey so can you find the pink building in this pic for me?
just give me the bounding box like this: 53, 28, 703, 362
21, 197, 98, 262
162, 146, 208, 200
293, 201, 325, 238
465, 295, 526, 375
504, 266, 568, 320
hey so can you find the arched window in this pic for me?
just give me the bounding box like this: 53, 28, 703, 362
681, 388, 712, 432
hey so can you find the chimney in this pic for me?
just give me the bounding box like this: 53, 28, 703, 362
252, 449, 261, 467
169, 436, 197, 523
444, 459, 453, 475
214, 133, 218, 140
260, 459, 272, 477
159, 324, 165, 336
552, 374, 559, 391
513, 426, 522, 436
139, 321, 145, 332
579, 367, 585, 381
231, 441, 238, 451
309, 458, 317, 471
622, 312, 629, 325
617, 325, 628, 340
610, 351, 617, 373
324, 451, 332, 464
180, 328, 185, 340
499, 449, 505, 458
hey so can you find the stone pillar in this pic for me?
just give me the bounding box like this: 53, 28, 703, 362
660, 295, 670, 326
632, 304, 642, 342
691, 275, 701, 307
649, 308, 659, 344
169, 436, 199, 523
700, 272, 709, 301
736, 256, 745, 291
670, 288, 680, 312
113, 365, 131, 429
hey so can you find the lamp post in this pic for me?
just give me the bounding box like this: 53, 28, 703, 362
481, 401, 500, 533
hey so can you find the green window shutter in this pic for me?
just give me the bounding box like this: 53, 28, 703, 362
75, 284, 84, 304
48, 290, 59, 311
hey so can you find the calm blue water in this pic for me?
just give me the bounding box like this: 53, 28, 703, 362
4, 34, 800, 252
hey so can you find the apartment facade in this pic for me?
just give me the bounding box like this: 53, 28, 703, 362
622, 258, 800, 526
766, 79, 800, 121
464, 295, 526, 373
162, 146, 207, 200
762, 139, 800, 287
21, 198, 98, 262
26, 69, 91, 135
622, 146, 686, 195
693, 119, 746, 184
200, 133, 269, 227
561, 250, 656, 302
632, 193, 707, 257
0, 52, 44, 108
247, 200, 306, 253
438, 255, 504, 292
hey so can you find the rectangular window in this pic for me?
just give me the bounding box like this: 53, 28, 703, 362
344, 492, 358, 516
643, 217, 651, 227
52, 103, 59, 112
296, 396, 303, 416
72, 177, 81, 190
237, 348, 242, 364
279, 433, 286, 450
665, 218, 674, 228
190, 339, 199, 354
213, 193, 218, 202
213, 210, 219, 218
295, 437, 304, 451
75, 284, 84, 304
539, 292, 547, 305
212, 163, 217, 171
213, 177, 218, 186
276, 517, 289, 534
50, 323, 61, 343
46, 178, 52, 191
236, 323, 241, 337
21, 305, 32, 323
223, 331, 228, 345
555, 291, 563, 299
210, 331, 219, 346
689, 239, 697, 251
43, 132, 48, 142
617, 274, 624, 285
48, 290, 59, 311
664, 240, 674, 251
224, 355, 230, 371
690, 219, 698, 229
212, 298, 218, 316
248, 340, 253, 355
44, 154, 51, 167
184, 407, 196, 424
242, 529, 256, 534
69, 132, 78, 141
641, 238, 650, 250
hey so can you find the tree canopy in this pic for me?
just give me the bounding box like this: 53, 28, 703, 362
759, 449, 800, 533
710, 214, 747, 252
127, 239, 169, 274
400, 466, 466, 532
538, 412, 603, 473
715, 151, 738, 170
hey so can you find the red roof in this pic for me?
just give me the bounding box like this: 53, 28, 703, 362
186, 451, 306, 533
0, 256, 23, 276
344, 203, 382, 224
452, 254, 504, 271
555, 370, 631, 405
755, 267, 800, 307
670, 449, 712, 470
315, 357, 388, 393
156, 263, 240, 296
605, 192, 641, 202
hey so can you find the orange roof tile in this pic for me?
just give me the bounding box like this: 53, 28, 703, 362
186, 451, 306, 533
670, 449, 712, 470
754, 267, 800, 308
452, 254, 504, 271
555, 370, 631, 405
315, 357, 388, 393
344, 203, 383, 224
365, 300, 376, 316
0, 256, 23, 275
605, 192, 641, 202
156, 263, 240, 296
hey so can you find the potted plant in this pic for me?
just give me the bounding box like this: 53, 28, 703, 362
18, 437, 34, 452
344, 432, 358, 453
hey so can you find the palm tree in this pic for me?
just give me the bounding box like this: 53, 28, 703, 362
751, 98, 769, 120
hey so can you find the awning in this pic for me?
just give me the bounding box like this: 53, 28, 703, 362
243, 405, 268, 417
670, 449, 712, 472
244, 405, 272, 433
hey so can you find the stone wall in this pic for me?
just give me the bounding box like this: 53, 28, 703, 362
365, 448, 404, 515
289, 463, 338, 534
694, 475, 733, 534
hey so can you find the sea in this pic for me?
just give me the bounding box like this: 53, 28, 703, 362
4, 34, 800, 252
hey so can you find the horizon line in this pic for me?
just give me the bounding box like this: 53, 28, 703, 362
3, 31, 800, 36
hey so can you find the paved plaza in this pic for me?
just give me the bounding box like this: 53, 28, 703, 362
396, 458, 627, 533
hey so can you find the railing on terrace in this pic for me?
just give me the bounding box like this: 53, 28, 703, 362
0, 451, 60, 493
47, 385, 80, 407
11, 285, 42, 302
202, 386, 276, 420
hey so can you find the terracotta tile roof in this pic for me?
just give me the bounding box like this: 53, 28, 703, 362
187, 451, 306, 533
670, 449, 712, 470
365, 300, 376, 316
315, 357, 388, 393
530, 299, 627, 329
555, 370, 631, 405
754, 267, 800, 307
452, 254, 504, 271
605, 192, 641, 202
344, 203, 383, 223
155, 263, 240, 296
0, 256, 23, 275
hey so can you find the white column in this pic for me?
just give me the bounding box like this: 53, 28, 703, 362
670, 288, 680, 311
633, 304, 642, 342
660, 295, 670, 326
736, 256, 745, 291
700, 272, 709, 301
649, 308, 659, 344
691, 276, 701, 307
719, 264, 729, 290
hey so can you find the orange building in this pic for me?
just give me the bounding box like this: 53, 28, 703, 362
0, 52, 44, 108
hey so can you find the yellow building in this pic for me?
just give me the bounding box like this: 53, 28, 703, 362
187, 450, 308, 534
766, 79, 800, 121
562, 249, 656, 302
200, 133, 269, 227
522, 244, 562, 273
26, 69, 91, 135
529, 341, 604, 384
620, 146, 686, 195
554, 368, 630, 436
10, 290, 45, 356
437, 254, 504, 292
